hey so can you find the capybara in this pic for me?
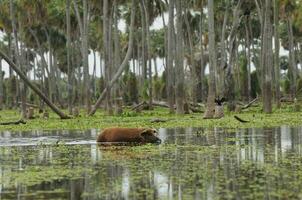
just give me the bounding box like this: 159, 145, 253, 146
97, 128, 161, 144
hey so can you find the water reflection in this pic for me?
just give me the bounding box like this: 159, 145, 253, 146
1, 126, 302, 199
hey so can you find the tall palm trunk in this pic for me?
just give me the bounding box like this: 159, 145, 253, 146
219, 8, 229, 97
113, 0, 121, 112
184, 5, 196, 104
141, 0, 153, 108
204, 0, 217, 118
274, 0, 280, 108
175, 0, 185, 114
199, 6, 205, 103
262, 0, 273, 113
0, 58, 3, 109
103, 0, 113, 115
245, 21, 251, 101
83, 0, 91, 113
66, 0, 73, 114
139, 2, 147, 82
288, 17, 296, 99
167, 0, 175, 113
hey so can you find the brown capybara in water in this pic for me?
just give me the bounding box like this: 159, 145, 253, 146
97, 128, 161, 144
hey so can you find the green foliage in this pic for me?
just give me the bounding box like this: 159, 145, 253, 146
95, 77, 105, 99
160, 70, 167, 99
121, 71, 138, 105
141, 80, 149, 101
297, 77, 302, 95
251, 71, 260, 98
153, 74, 165, 101
239, 53, 248, 99
280, 56, 289, 70
282, 78, 291, 94
150, 28, 165, 58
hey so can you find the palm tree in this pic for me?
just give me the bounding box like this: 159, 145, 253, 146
175, 0, 185, 114
203, 0, 217, 119
66, 0, 73, 114
0, 57, 3, 109
262, 0, 273, 113
274, 0, 281, 108
167, 0, 175, 113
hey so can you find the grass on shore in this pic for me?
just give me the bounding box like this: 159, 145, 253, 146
0, 103, 301, 131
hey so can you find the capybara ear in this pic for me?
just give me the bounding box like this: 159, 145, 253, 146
140, 129, 150, 137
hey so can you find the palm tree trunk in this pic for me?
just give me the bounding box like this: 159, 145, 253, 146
288, 17, 296, 99
262, 0, 273, 113
83, 0, 91, 113
113, 0, 121, 113
46, 32, 55, 102
141, 0, 153, 108
199, 6, 205, 103
103, 0, 113, 115
93, 50, 97, 100
89, 0, 136, 116
139, 1, 147, 98
175, 0, 185, 114
204, 0, 217, 118
274, 0, 280, 108
0, 58, 3, 109
219, 8, 229, 97
167, 0, 175, 113
184, 4, 196, 104
66, 0, 73, 114
245, 21, 251, 101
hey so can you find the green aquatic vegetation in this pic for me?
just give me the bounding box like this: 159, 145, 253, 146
0, 144, 97, 188
2, 142, 302, 199
0, 105, 302, 131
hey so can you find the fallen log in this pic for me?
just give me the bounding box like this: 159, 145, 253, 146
234, 115, 249, 123
242, 97, 258, 110
150, 118, 169, 123
132, 101, 172, 111
0, 119, 26, 125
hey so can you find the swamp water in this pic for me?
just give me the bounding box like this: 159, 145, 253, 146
1, 127, 302, 199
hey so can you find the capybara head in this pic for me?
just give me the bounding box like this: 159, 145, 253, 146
140, 129, 161, 144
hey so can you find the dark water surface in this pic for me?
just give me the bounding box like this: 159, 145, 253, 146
1, 127, 302, 199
